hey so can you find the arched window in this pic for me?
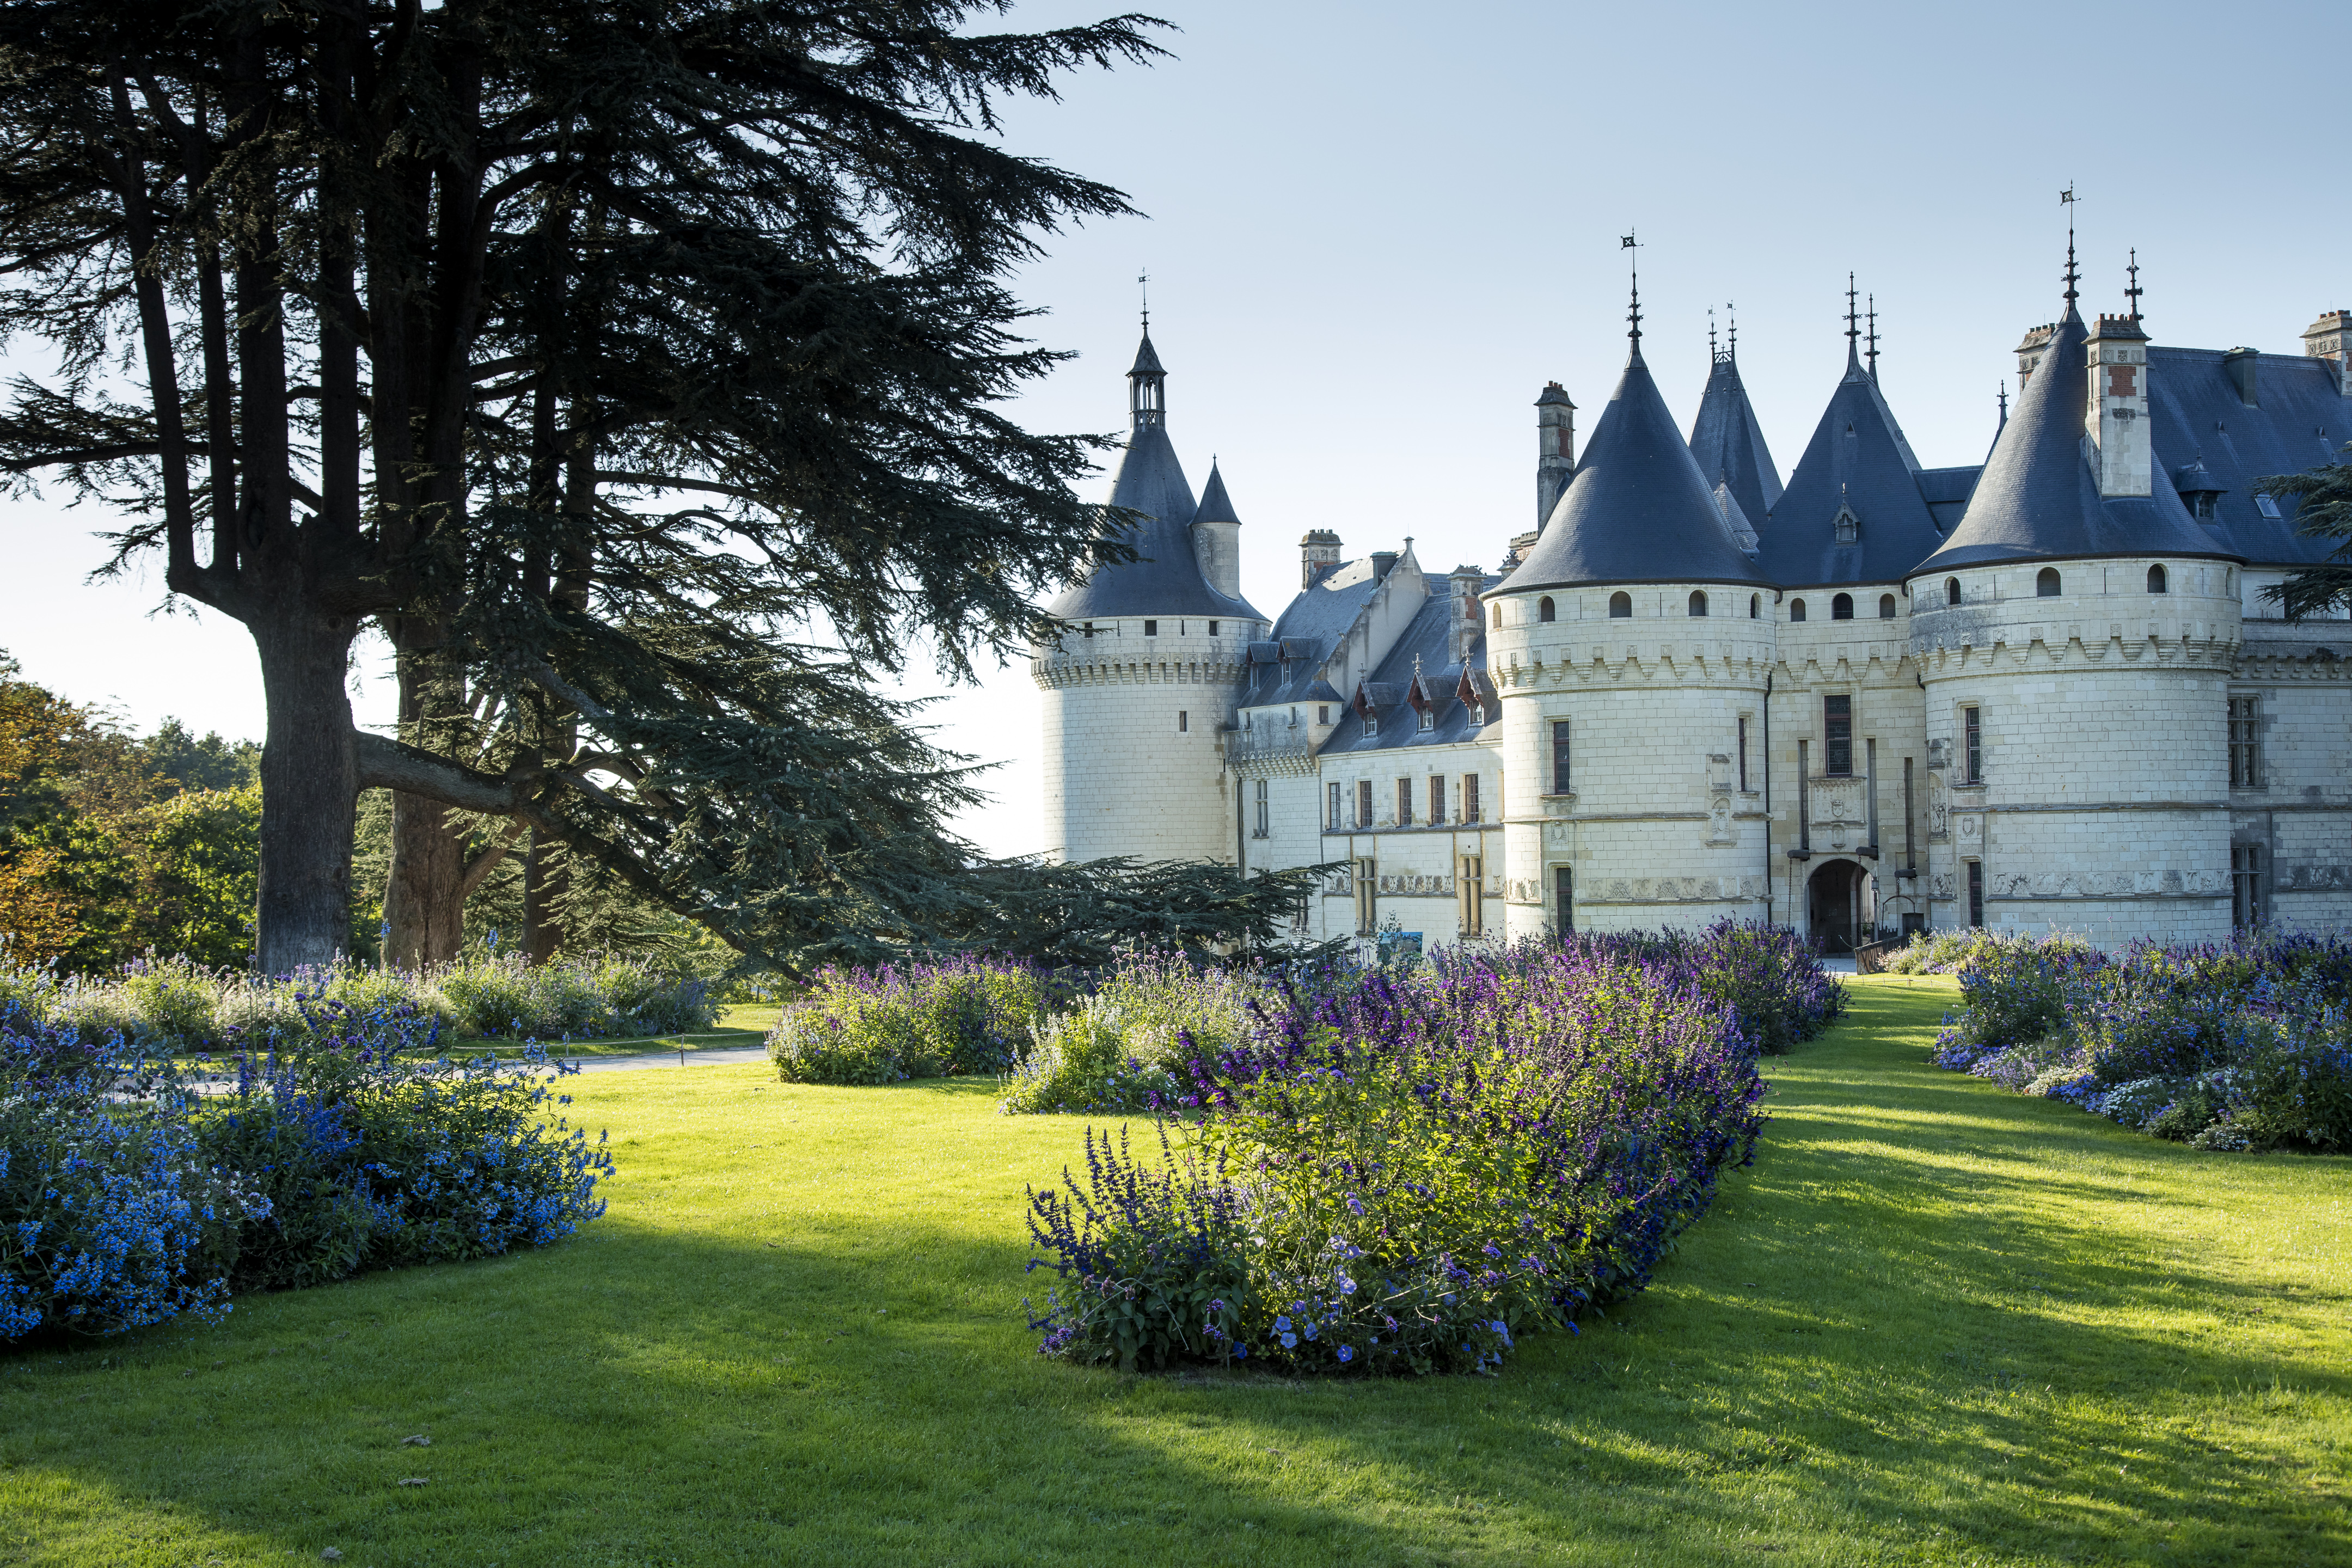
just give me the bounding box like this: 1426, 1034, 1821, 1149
2036, 567, 2061, 597
1790, 598, 1808, 622
1832, 592, 1854, 621
1492, 603, 1502, 628
1608, 591, 1632, 618
1538, 596, 1556, 623
1878, 593, 1898, 619
1945, 577, 1961, 606
1749, 593, 1761, 619
1688, 590, 1708, 617
2147, 564, 2169, 594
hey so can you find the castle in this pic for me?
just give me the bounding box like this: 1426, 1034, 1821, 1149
1032, 259, 2352, 953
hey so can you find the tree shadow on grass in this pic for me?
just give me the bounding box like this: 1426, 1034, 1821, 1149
4, 982, 2345, 1567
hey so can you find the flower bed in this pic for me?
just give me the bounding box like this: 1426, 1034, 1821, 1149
1022, 942, 1777, 1376
1928, 931, 2352, 1152
1, 998, 612, 1343
1, 949, 716, 1051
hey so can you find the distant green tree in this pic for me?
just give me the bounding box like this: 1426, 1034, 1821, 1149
135, 785, 261, 967
2259, 457, 2352, 620
139, 721, 262, 798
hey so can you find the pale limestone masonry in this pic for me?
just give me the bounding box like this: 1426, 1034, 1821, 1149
1040, 302, 2352, 955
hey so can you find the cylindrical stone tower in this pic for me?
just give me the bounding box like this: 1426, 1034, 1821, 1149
1033, 328, 1267, 864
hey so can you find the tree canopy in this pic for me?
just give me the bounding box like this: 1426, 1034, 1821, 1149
0, 1, 1322, 979
2260, 455, 2352, 621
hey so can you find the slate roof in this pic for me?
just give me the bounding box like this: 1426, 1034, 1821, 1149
1195, 461, 1240, 524
1760, 346, 1949, 587
1244, 556, 1399, 706
1501, 346, 1767, 591
1687, 352, 1784, 525
1919, 309, 2233, 573
1316, 586, 1502, 758
1915, 466, 1981, 531
1045, 339, 1265, 623
2146, 346, 2350, 565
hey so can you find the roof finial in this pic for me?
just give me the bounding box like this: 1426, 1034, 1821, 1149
1865, 295, 1880, 384
1726, 301, 1737, 359
1138, 267, 1151, 334
1844, 273, 1860, 367
1708, 307, 1718, 361
1998, 379, 2009, 432
2059, 185, 2080, 308
2124, 248, 2143, 324
1621, 231, 1642, 346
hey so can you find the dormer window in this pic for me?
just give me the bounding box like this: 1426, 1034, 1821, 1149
1418, 708, 1435, 732
1365, 712, 1379, 736
2193, 493, 2219, 520
1833, 505, 1860, 544
1469, 702, 1486, 726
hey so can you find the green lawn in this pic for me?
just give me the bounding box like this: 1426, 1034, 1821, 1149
439, 1002, 780, 1059
5, 976, 2346, 1566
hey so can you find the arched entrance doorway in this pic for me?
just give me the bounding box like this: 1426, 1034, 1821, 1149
1806, 859, 1869, 953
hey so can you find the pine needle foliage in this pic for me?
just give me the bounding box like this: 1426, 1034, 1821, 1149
0, 0, 1184, 973
2258, 456, 2352, 621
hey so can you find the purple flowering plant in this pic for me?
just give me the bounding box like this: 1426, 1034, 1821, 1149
1026, 940, 1780, 1377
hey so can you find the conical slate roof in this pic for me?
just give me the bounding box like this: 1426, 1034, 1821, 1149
1502, 346, 1766, 591
1919, 309, 2234, 572
1194, 461, 1240, 525
1045, 338, 1263, 622
1687, 353, 1783, 525
1760, 345, 1945, 586
1129, 332, 1166, 378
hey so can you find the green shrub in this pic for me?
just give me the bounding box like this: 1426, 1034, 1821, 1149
999, 951, 1265, 1114
769, 955, 1054, 1085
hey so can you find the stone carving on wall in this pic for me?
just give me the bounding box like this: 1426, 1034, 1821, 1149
1926, 770, 1949, 839
1930, 872, 1953, 899
1707, 794, 1732, 842
1956, 811, 1982, 847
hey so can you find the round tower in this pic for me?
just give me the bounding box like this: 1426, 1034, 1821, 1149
1489, 320, 1773, 938
1909, 292, 2243, 944
1032, 328, 1268, 865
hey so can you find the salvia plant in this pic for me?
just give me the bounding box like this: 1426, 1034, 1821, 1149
768, 953, 1070, 1085
1024, 941, 1785, 1376
1929, 929, 2352, 1152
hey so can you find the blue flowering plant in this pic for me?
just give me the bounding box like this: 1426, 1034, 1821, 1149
1930, 930, 2352, 1152
0, 1005, 256, 1341
190, 996, 615, 1287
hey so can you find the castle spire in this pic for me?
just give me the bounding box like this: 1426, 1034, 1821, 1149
1865, 295, 1880, 385
1844, 273, 1861, 372
2060, 184, 2080, 311
1127, 317, 1166, 431
1621, 230, 1643, 352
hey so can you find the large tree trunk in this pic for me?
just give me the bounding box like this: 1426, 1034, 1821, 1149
382, 646, 470, 969
523, 829, 565, 962
252, 609, 361, 975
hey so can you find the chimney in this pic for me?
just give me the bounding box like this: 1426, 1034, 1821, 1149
1535, 382, 1576, 528
1447, 565, 1485, 665
2303, 309, 2351, 396
2015, 323, 2057, 387
1298, 529, 1342, 589
1370, 550, 1399, 579
2085, 314, 2152, 498
2223, 346, 2260, 407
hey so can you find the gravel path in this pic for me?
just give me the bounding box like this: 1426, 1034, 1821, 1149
562, 1044, 770, 1074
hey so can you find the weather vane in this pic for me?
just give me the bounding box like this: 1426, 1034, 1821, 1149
1138, 268, 1150, 332
2125, 248, 2143, 323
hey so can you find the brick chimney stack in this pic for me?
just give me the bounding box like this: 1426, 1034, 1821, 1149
1299, 529, 1342, 589
2303, 309, 2351, 396
2085, 313, 2152, 498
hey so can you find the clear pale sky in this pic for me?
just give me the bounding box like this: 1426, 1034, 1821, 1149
4, 0, 2344, 860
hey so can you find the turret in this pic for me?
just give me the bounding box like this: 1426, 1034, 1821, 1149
2085, 313, 2152, 498
1191, 462, 1242, 601
1535, 382, 1576, 526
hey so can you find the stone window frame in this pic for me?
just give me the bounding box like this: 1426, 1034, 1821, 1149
2227, 691, 2266, 790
